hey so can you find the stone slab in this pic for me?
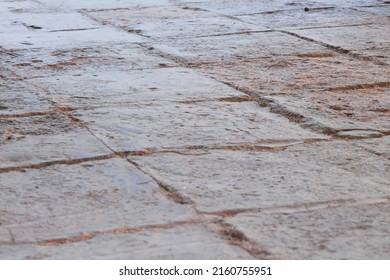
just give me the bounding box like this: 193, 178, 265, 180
238, 7, 385, 30
37, 0, 173, 11
152, 31, 327, 64
27, 67, 247, 107
263, 86, 390, 133
0, 81, 53, 115
0, 12, 100, 33
87, 5, 215, 26
177, 0, 321, 16
0, 25, 144, 50
1, 225, 252, 259
71, 101, 324, 151
312, 0, 385, 7
226, 203, 390, 259
2, 44, 176, 78
198, 53, 390, 96
0, 158, 193, 243
294, 24, 390, 51
0, 113, 111, 168
131, 141, 390, 213
87, 8, 261, 38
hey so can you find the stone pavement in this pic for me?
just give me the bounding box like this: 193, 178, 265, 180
0, 0, 389, 259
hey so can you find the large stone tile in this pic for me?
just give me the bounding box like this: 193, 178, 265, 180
0, 81, 53, 115
37, 0, 172, 11
152, 31, 327, 64
238, 7, 384, 30
263, 86, 390, 134
72, 101, 324, 151
312, 0, 384, 7
0, 11, 100, 32
0, 158, 192, 243
198, 54, 390, 96
3, 44, 175, 78
177, 0, 320, 16
28, 68, 246, 107
0, 25, 143, 50
0, 113, 111, 168
87, 7, 261, 38
87, 5, 215, 26
294, 24, 390, 51
1, 225, 252, 259
130, 141, 390, 212
226, 203, 390, 259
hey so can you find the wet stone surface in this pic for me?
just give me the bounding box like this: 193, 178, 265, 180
0, 81, 53, 115
151, 31, 327, 64
0, 158, 193, 243
87, 7, 261, 39
131, 141, 390, 213
238, 7, 385, 30
26, 67, 246, 107
1, 0, 389, 260
72, 101, 324, 151
226, 203, 390, 259
2, 44, 176, 79
1, 225, 252, 260
0, 113, 111, 168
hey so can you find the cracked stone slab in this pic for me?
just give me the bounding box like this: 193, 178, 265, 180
28, 67, 246, 107
0, 113, 111, 168
87, 8, 261, 38
130, 141, 390, 213
0, 81, 53, 115
238, 7, 385, 30
1, 225, 252, 259
0, 25, 144, 50
2, 44, 176, 78
177, 0, 321, 16
72, 101, 324, 151
0, 158, 193, 244
226, 203, 390, 259
197, 53, 390, 96
262, 85, 390, 134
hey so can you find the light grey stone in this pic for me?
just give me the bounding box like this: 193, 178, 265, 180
152, 31, 327, 64
28, 67, 248, 107
0, 158, 193, 243
131, 141, 390, 212
0, 81, 53, 115
0, 113, 111, 168
1, 225, 252, 260
226, 203, 390, 259
2, 44, 176, 79
72, 101, 325, 151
